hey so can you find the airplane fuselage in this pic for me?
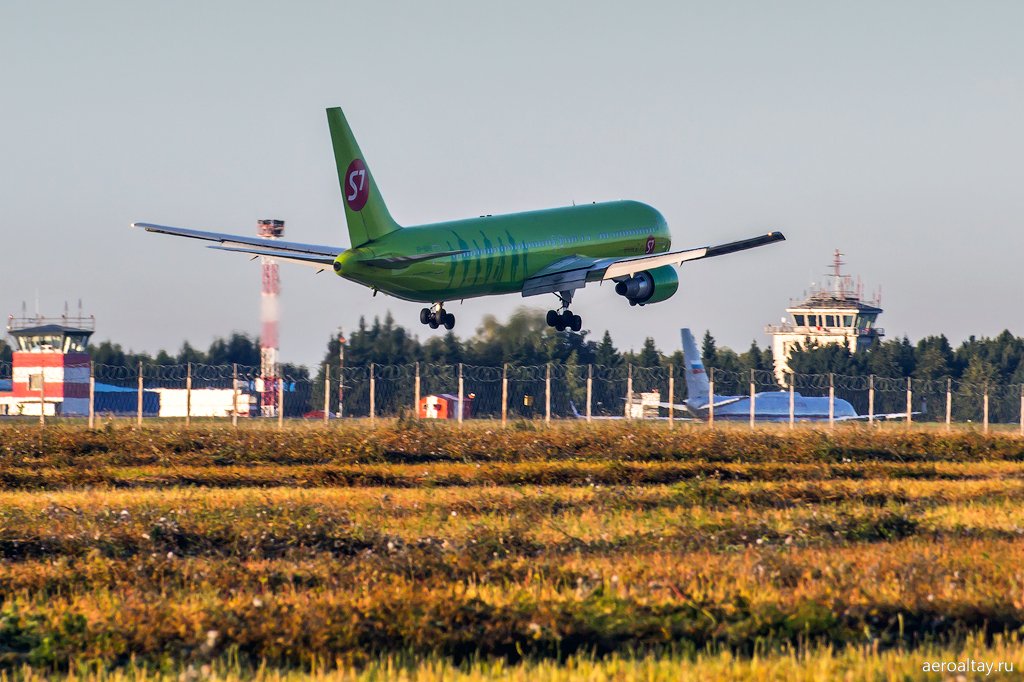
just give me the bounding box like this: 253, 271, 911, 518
334, 200, 671, 302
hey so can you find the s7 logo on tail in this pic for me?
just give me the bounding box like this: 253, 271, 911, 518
345, 159, 369, 211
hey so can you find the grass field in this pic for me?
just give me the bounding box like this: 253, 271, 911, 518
1, 421, 1023, 679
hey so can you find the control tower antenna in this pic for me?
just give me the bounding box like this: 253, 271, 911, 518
830, 249, 847, 298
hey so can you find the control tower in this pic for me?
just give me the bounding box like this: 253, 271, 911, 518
0, 305, 94, 416
764, 250, 884, 384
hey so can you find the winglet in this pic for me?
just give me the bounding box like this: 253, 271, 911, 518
704, 231, 785, 258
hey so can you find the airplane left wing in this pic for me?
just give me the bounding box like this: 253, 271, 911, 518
522, 231, 785, 297
133, 222, 345, 269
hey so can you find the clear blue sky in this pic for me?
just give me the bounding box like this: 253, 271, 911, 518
2, 1, 1022, 366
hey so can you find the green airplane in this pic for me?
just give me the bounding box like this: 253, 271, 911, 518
135, 108, 784, 332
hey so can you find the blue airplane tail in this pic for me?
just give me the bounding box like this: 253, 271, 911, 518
680, 328, 711, 408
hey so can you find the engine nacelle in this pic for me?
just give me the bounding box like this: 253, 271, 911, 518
614, 265, 679, 306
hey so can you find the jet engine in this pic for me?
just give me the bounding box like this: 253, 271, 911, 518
614, 265, 679, 306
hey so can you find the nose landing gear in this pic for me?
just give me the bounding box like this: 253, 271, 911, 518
545, 290, 582, 332
420, 302, 455, 330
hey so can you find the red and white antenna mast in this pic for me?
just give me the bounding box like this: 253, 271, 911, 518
258, 219, 284, 417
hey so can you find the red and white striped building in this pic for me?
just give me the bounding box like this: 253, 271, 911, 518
0, 316, 94, 416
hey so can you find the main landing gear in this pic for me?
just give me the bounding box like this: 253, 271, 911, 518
420, 302, 455, 330
545, 290, 582, 332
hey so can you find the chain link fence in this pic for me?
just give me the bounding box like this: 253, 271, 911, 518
1, 360, 1022, 430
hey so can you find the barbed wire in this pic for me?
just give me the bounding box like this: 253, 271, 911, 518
0, 359, 1021, 394
4, 359, 1024, 422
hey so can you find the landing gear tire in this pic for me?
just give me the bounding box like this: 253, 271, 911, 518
547, 308, 582, 332
421, 304, 455, 330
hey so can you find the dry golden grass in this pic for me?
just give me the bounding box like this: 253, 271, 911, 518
1, 421, 1023, 678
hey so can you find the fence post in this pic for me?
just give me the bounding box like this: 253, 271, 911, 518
545, 362, 551, 425
668, 364, 675, 428
749, 368, 756, 430
906, 377, 913, 425
708, 367, 715, 429
136, 361, 143, 426
946, 378, 952, 432
828, 373, 835, 430
414, 362, 421, 420
88, 362, 95, 429
458, 362, 464, 425
369, 363, 375, 423
501, 363, 508, 427
788, 375, 795, 429
586, 364, 593, 423
186, 362, 192, 428
338, 366, 345, 420
232, 363, 239, 427
323, 364, 330, 425
625, 363, 633, 420
983, 384, 989, 434
38, 370, 45, 427
278, 366, 284, 431
868, 374, 875, 425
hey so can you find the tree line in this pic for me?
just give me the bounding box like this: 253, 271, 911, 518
6, 309, 1024, 394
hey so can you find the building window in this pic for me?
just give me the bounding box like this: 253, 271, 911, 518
824, 315, 835, 327
794, 315, 805, 326
843, 315, 854, 327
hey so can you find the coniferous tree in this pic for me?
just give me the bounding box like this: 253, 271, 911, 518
701, 331, 718, 366
594, 331, 621, 368
637, 338, 661, 368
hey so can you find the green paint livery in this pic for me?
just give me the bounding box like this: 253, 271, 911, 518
135, 108, 784, 331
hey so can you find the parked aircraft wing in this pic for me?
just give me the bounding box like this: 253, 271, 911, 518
133, 222, 344, 259
521, 232, 785, 297
835, 411, 921, 422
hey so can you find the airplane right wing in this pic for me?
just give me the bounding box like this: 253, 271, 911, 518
522, 231, 785, 297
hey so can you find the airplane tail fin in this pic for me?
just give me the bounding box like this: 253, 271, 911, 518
326, 108, 401, 246
681, 328, 711, 407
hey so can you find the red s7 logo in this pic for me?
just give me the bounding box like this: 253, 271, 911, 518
344, 159, 369, 211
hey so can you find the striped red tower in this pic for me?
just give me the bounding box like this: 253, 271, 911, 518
258, 219, 284, 417
0, 313, 94, 416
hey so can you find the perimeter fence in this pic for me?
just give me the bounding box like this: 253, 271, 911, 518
2, 360, 1023, 430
